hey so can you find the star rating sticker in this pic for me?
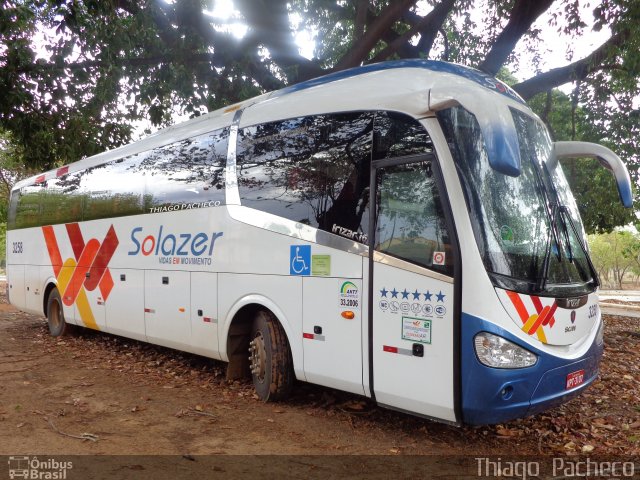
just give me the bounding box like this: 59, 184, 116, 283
436, 291, 446, 302
390, 288, 399, 298
412, 289, 421, 300
380, 287, 388, 298
401, 289, 409, 299
423, 291, 432, 301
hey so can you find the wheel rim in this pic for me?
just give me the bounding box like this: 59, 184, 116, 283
49, 299, 62, 330
249, 331, 267, 384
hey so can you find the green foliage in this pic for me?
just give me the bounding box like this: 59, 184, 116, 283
560, 158, 635, 234
588, 230, 639, 288
528, 90, 579, 141
0, 0, 638, 232
0, 221, 5, 267
529, 88, 636, 233
0, 130, 36, 222
0, 2, 136, 169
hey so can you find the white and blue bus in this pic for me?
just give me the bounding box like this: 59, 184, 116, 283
6, 60, 632, 425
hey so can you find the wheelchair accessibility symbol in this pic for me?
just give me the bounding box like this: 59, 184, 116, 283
290, 245, 311, 276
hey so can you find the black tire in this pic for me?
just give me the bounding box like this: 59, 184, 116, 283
46, 288, 73, 337
248, 310, 293, 401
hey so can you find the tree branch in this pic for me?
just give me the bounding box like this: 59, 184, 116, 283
413, 0, 456, 57
0, 168, 13, 196
478, 0, 554, 75
376, 19, 418, 59
439, 28, 450, 61
235, 0, 323, 83
17, 53, 225, 74
512, 29, 630, 99
334, 0, 418, 70
245, 56, 286, 92
368, 0, 455, 63
115, 0, 182, 49
354, 0, 369, 40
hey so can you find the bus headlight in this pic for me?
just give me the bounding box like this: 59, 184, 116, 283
474, 332, 537, 368
596, 319, 604, 346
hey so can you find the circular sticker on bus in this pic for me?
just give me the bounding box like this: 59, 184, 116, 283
500, 225, 514, 246
433, 251, 446, 265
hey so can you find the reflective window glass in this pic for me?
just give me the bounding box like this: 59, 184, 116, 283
80, 152, 147, 221
14, 185, 44, 229
40, 172, 84, 225
438, 106, 593, 294
141, 128, 228, 211
237, 113, 373, 243
7, 188, 19, 229
10, 127, 229, 229
375, 161, 453, 276
374, 111, 433, 160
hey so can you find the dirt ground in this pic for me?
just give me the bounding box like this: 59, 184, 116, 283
1, 282, 639, 461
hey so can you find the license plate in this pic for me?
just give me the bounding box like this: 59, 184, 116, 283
566, 370, 585, 390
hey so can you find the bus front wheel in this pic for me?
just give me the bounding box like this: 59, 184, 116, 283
46, 288, 73, 337
248, 310, 293, 401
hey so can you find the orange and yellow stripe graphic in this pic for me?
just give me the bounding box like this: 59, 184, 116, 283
506, 291, 557, 344
42, 224, 119, 330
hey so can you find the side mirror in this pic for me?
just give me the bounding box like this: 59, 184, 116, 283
429, 89, 521, 177
552, 141, 633, 208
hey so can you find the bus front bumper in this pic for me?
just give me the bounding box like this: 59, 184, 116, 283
460, 313, 603, 425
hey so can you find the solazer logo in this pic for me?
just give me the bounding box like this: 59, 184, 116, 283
42, 223, 119, 331
128, 226, 224, 266
8, 456, 72, 479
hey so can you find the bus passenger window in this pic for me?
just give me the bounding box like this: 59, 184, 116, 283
41, 172, 84, 226
141, 128, 228, 211
373, 111, 434, 160
374, 161, 453, 276
80, 153, 147, 221
236, 113, 373, 243
13, 185, 43, 229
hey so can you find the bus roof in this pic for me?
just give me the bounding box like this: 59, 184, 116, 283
14, 60, 523, 190
273, 59, 524, 105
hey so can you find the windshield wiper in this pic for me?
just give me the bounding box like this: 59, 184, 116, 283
537, 204, 599, 292
559, 205, 600, 288
536, 203, 560, 292
558, 210, 574, 263
533, 157, 580, 291
540, 162, 576, 264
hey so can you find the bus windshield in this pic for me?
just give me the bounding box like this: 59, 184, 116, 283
438, 106, 596, 297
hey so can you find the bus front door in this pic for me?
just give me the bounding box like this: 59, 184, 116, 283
369, 158, 457, 423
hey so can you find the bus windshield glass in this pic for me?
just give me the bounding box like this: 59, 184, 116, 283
438, 106, 595, 296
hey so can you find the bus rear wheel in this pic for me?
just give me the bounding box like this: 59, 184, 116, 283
248, 310, 293, 401
46, 288, 73, 337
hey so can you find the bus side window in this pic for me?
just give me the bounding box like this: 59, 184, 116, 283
7, 188, 19, 230
41, 172, 84, 226
374, 166, 453, 276
13, 185, 43, 229
236, 113, 373, 243
373, 111, 434, 160
142, 127, 228, 211
80, 153, 147, 221
371, 112, 452, 275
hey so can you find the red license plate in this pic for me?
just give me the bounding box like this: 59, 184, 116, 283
566, 370, 585, 390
